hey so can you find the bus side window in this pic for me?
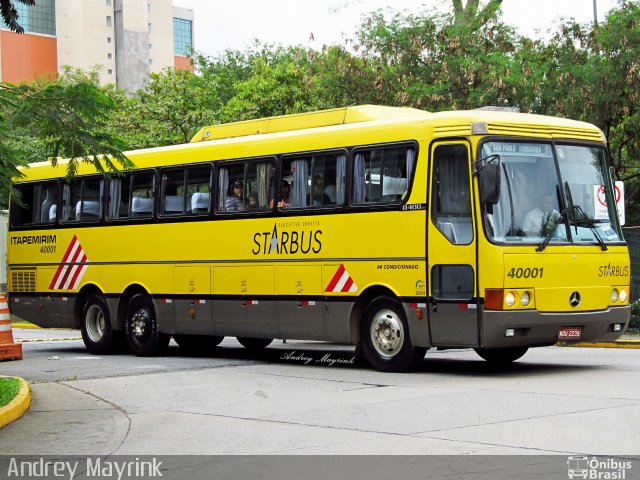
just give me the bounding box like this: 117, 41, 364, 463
280, 152, 345, 209
129, 171, 155, 218
160, 169, 186, 216
62, 177, 104, 223
352, 146, 414, 205
217, 160, 273, 213
185, 165, 212, 214
107, 175, 131, 219
10, 181, 59, 226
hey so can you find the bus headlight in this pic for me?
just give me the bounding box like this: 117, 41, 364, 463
520, 291, 531, 307
505, 292, 516, 307
611, 289, 619, 303
620, 289, 628, 303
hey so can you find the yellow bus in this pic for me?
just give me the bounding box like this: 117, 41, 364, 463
6, 105, 631, 371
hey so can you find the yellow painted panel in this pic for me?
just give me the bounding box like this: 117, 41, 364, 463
213, 266, 274, 295
173, 266, 211, 295
504, 252, 630, 289
536, 286, 610, 312
323, 261, 426, 297
276, 265, 322, 296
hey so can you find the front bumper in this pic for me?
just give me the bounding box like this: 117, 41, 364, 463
480, 306, 630, 348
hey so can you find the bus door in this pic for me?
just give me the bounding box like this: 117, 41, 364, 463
427, 141, 478, 347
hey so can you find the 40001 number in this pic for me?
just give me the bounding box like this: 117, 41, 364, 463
40, 245, 56, 254
507, 267, 544, 279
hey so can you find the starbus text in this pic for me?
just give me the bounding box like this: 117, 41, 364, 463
252, 225, 323, 255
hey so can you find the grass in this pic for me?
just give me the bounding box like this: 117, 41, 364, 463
0, 377, 21, 408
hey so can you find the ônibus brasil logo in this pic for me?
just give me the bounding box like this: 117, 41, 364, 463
567, 456, 633, 479
49, 235, 89, 290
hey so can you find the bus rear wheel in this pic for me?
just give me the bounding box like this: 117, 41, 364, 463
237, 337, 273, 350
174, 334, 223, 353
360, 297, 426, 372
124, 294, 169, 356
81, 293, 121, 354
474, 347, 528, 364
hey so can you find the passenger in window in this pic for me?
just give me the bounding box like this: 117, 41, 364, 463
225, 179, 244, 211
269, 180, 292, 208
309, 175, 332, 206
247, 191, 259, 210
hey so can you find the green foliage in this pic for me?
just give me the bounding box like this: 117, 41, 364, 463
0, 67, 132, 207
218, 45, 320, 121
4, 81, 132, 178
540, 1, 640, 222
108, 68, 214, 148
354, 7, 519, 109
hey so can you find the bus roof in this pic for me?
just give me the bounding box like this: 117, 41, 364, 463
189, 105, 431, 143
17, 105, 605, 181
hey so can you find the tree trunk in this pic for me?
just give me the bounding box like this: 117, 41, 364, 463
452, 0, 503, 28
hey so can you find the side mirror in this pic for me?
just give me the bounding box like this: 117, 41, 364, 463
475, 154, 501, 205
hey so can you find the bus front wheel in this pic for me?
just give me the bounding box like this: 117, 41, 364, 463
124, 294, 169, 356
474, 347, 528, 364
81, 293, 120, 354
360, 297, 426, 372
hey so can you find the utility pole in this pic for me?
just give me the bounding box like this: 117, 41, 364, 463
593, 0, 598, 24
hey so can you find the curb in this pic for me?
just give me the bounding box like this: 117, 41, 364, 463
11, 323, 40, 329
0, 377, 31, 429
559, 340, 640, 349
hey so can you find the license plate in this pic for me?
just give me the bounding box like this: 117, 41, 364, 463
558, 326, 582, 340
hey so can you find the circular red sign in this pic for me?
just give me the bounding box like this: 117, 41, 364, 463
597, 185, 620, 206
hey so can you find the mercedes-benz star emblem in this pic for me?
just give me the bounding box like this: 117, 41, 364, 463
569, 291, 581, 308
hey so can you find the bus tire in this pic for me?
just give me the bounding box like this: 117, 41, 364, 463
360, 297, 426, 372
237, 337, 273, 350
124, 294, 169, 356
174, 334, 223, 352
474, 347, 528, 364
81, 293, 120, 354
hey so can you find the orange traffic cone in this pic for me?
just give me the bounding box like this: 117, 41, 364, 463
0, 293, 22, 361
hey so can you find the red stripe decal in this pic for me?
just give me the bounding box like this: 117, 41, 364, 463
68, 253, 88, 289
325, 264, 346, 292
341, 277, 354, 293
57, 244, 84, 289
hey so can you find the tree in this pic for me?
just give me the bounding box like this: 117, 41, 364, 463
0, 1, 132, 205
540, 1, 640, 222
1, 0, 33, 33
107, 68, 215, 148
0, 74, 133, 205
351, 4, 538, 111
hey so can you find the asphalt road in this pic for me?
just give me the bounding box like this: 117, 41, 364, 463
2, 328, 640, 459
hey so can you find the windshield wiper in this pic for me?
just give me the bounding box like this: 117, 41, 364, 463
564, 181, 607, 251
536, 209, 565, 252
572, 205, 608, 251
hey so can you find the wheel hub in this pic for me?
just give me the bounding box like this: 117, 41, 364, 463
131, 310, 148, 338
370, 309, 404, 358
86, 304, 106, 343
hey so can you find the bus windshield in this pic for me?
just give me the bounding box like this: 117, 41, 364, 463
481, 141, 623, 246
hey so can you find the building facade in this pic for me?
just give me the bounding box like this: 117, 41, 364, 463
0, 0, 193, 92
